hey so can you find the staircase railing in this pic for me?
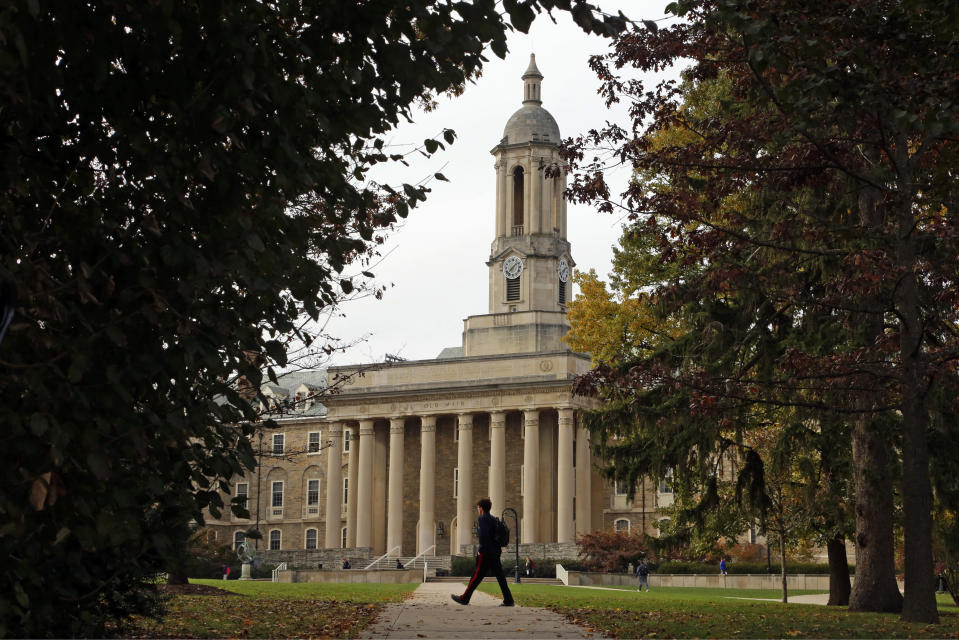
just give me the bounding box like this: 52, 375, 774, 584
402, 545, 436, 568
364, 546, 401, 570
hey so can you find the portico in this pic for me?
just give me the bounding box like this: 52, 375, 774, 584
323, 349, 596, 556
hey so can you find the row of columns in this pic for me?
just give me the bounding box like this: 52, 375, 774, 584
324, 408, 591, 554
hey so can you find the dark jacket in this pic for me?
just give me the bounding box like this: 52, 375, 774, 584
476, 512, 500, 555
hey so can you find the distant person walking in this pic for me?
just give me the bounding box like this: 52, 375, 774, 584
222, 565, 230, 580
719, 557, 727, 576
451, 498, 515, 607
635, 561, 650, 592
525, 557, 535, 577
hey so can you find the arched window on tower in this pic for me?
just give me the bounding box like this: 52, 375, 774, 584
512, 166, 525, 234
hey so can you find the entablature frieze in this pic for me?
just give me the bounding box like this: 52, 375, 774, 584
324, 384, 599, 422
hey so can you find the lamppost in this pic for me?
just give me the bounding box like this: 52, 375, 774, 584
502, 507, 521, 583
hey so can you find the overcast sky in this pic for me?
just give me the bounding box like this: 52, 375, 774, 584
321, 1, 683, 366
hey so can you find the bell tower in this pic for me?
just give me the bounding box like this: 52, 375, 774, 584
462, 54, 575, 356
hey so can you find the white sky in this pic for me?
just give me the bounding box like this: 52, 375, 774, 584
324, 1, 682, 365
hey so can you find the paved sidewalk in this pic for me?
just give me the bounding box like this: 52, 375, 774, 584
361, 581, 599, 639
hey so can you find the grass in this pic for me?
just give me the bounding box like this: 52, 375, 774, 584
477, 583, 959, 638
190, 578, 414, 601
122, 580, 417, 638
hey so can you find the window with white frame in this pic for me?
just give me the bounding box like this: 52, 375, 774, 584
749, 526, 757, 544
615, 518, 630, 532
343, 428, 351, 453
234, 531, 245, 550
615, 479, 629, 496
343, 477, 349, 505
308, 431, 321, 453
453, 468, 459, 498
235, 482, 248, 510
272, 481, 284, 508
306, 479, 320, 514
272, 433, 285, 455
305, 528, 318, 549
659, 468, 674, 494
269, 529, 281, 550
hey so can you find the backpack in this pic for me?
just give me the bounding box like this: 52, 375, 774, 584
493, 516, 510, 547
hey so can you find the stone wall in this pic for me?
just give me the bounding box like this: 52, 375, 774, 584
562, 570, 836, 591
276, 569, 421, 584
256, 547, 371, 569
458, 541, 579, 559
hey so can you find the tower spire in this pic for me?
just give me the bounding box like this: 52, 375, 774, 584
522, 53, 543, 105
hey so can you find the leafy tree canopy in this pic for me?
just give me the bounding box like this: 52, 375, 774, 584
0, 1, 634, 635
564, 0, 959, 623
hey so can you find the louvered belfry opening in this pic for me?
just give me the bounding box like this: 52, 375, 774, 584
558, 280, 566, 305
506, 276, 520, 301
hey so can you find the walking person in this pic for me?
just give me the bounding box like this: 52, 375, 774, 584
719, 557, 727, 576
451, 497, 515, 607
635, 560, 650, 592
525, 556, 534, 577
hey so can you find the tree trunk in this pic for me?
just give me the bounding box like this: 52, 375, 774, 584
779, 533, 788, 603
826, 534, 851, 606
847, 170, 903, 613
893, 162, 938, 623
847, 414, 903, 612
167, 566, 189, 585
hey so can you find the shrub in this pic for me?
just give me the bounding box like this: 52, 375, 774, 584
576, 530, 657, 572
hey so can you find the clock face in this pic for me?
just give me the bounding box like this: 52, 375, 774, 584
503, 255, 524, 279
558, 258, 570, 283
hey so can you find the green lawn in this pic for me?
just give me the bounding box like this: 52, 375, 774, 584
122, 580, 416, 638
191, 578, 414, 601
477, 583, 959, 638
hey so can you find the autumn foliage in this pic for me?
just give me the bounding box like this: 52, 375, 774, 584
576, 530, 658, 573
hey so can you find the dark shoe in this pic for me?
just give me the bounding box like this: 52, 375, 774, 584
500, 601, 515, 607
451, 595, 468, 605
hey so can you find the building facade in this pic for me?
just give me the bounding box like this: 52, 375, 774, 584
206, 56, 675, 560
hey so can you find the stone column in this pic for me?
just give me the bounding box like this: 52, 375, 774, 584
557, 408, 575, 543
455, 413, 474, 553
346, 425, 359, 547
530, 154, 541, 234
418, 415, 437, 554
575, 422, 592, 535
488, 411, 506, 517
386, 417, 405, 556
355, 419, 375, 549
495, 162, 507, 238
324, 422, 343, 548
522, 409, 540, 543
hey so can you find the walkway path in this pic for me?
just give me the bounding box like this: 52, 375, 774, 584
361, 581, 599, 639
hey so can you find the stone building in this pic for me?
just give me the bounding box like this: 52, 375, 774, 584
206, 56, 675, 563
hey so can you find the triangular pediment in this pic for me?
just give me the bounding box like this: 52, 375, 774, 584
488, 247, 529, 264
